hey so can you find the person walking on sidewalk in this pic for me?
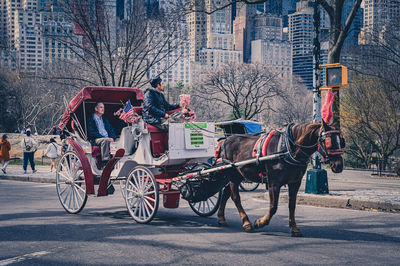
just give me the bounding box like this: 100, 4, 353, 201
46, 138, 59, 172
0, 134, 11, 174
20, 129, 38, 174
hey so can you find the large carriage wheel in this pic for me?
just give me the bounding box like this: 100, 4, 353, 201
56, 151, 87, 214
125, 166, 159, 224
120, 179, 127, 198
189, 190, 222, 217
239, 179, 260, 192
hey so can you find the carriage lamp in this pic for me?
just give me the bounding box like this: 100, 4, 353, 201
319, 63, 348, 90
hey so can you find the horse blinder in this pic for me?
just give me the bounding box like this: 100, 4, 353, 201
319, 130, 344, 161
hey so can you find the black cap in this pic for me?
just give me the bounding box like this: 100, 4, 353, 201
150, 77, 162, 88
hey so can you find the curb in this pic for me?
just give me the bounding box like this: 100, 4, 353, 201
259, 193, 400, 214
0, 175, 56, 184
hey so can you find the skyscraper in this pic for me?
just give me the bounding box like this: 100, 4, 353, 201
289, 0, 313, 89
233, 2, 256, 62
359, 0, 399, 44
1, 0, 81, 72
200, 0, 242, 70
187, 0, 206, 62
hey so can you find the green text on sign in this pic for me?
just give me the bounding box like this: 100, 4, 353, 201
185, 123, 207, 129
190, 133, 204, 145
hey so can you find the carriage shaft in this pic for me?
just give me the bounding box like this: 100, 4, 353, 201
172, 152, 288, 182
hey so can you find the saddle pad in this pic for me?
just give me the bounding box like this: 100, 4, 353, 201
252, 130, 277, 157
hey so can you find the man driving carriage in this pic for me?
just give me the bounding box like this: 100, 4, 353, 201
88, 102, 116, 163
142, 77, 183, 131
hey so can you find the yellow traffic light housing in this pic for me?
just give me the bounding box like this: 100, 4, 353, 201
319, 63, 348, 90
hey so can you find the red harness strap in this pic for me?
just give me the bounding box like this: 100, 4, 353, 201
252, 130, 277, 157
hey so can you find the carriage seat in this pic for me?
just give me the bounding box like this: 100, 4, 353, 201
147, 125, 168, 157
141, 108, 180, 157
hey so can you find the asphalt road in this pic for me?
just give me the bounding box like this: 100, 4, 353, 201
0, 180, 399, 265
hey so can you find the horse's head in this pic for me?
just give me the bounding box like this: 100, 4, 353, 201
318, 120, 345, 173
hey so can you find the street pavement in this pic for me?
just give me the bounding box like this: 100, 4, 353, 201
1, 164, 400, 213
0, 180, 399, 265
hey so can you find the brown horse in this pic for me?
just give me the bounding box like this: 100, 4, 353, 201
215, 120, 344, 236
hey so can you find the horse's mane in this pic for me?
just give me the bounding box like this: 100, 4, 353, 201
293, 122, 321, 154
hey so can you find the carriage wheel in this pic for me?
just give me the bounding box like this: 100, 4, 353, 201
239, 179, 260, 192
125, 166, 159, 224
56, 151, 87, 214
120, 179, 126, 198
189, 190, 222, 217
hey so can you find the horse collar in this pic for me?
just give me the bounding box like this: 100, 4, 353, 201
284, 123, 309, 167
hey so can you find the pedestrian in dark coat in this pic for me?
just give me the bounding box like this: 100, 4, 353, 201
20, 129, 38, 174
142, 77, 181, 131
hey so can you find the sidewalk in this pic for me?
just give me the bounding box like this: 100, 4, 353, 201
0, 164, 56, 183
1, 164, 399, 213
264, 169, 400, 213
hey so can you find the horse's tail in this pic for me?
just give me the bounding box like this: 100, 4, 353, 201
214, 138, 226, 162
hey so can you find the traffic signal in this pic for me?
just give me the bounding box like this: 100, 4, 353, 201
320, 63, 348, 89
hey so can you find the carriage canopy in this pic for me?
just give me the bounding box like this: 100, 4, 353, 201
216, 119, 263, 135
59, 86, 143, 131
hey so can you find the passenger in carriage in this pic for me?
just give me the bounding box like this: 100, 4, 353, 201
87, 102, 116, 163
142, 77, 182, 131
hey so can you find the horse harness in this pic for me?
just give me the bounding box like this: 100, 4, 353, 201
253, 124, 310, 168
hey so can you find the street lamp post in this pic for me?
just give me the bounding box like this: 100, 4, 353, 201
305, 0, 329, 194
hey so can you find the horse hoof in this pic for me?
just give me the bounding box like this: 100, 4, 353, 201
254, 219, 262, 229
291, 230, 303, 237
243, 223, 254, 233
218, 220, 228, 227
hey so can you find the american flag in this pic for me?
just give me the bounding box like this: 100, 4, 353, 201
119, 101, 135, 123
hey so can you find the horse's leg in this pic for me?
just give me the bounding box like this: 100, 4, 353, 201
288, 180, 303, 237
254, 183, 280, 229
217, 184, 231, 227
229, 181, 253, 232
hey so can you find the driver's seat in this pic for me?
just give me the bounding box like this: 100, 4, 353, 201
147, 125, 168, 157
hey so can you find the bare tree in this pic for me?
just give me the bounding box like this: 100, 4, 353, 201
341, 75, 400, 169
52, 0, 186, 88
195, 63, 284, 120
265, 79, 313, 127
318, 0, 363, 63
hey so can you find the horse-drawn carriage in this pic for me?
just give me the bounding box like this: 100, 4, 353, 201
57, 86, 345, 236
57, 86, 224, 223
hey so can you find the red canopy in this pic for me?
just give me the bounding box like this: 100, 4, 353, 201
59, 86, 143, 130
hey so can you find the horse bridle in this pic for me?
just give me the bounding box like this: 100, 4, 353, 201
318, 128, 345, 162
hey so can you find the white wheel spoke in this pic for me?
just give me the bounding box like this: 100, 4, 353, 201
74, 186, 84, 203
62, 158, 72, 177
144, 198, 155, 211
73, 183, 86, 193
58, 171, 71, 182
139, 201, 144, 220
134, 200, 140, 217
144, 196, 155, 203
143, 191, 155, 196
58, 185, 68, 197
73, 185, 79, 209
143, 200, 151, 217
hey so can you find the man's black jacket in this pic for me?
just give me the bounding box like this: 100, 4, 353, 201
142, 87, 179, 125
